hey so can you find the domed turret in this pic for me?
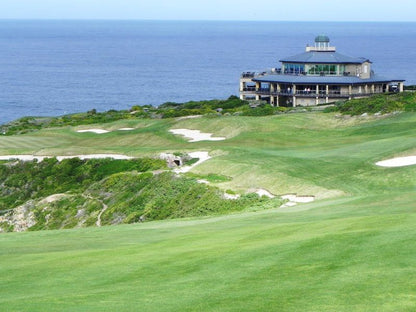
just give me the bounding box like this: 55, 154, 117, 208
314, 34, 331, 50
315, 34, 330, 43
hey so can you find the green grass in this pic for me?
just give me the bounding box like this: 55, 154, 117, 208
0, 192, 415, 311
2, 112, 415, 198
0, 110, 416, 310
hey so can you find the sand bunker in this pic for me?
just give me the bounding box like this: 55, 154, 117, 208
76, 128, 135, 134
176, 115, 202, 121
170, 129, 225, 142
77, 129, 110, 134
0, 154, 132, 162
174, 151, 211, 173
255, 189, 275, 198
223, 193, 241, 200
376, 156, 416, 167
280, 194, 315, 208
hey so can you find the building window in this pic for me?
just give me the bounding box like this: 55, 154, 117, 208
308, 64, 337, 75
284, 63, 305, 74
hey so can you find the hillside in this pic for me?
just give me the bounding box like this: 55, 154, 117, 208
0, 95, 415, 310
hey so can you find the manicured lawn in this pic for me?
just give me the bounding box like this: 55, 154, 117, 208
0, 192, 415, 311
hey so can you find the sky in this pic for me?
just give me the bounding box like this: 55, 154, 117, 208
0, 0, 415, 22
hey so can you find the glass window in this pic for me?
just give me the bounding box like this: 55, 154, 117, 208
284, 63, 305, 74
307, 64, 339, 75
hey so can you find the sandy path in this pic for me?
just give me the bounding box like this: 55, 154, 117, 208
96, 201, 108, 227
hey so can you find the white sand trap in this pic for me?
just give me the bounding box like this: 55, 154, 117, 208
0, 154, 132, 162
197, 179, 210, 184
56, 154, 132, 161
118, 128, 135, 131
376, 156, 416, 167
176, 115, 202, 121
280, 201, 298, 208
174, 151, 211, 173
280, 194, 315, 208
170, 129, 225, 142
0, 155, 45, 161
223, 193, 241, 200
77, 129, 109, 134
255, 189, 275, 198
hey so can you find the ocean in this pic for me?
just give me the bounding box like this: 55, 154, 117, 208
0, 20, 415, 124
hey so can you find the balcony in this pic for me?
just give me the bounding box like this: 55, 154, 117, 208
241, 72, 256, 78
242, 86, 256, 92
254, 89, 386, 98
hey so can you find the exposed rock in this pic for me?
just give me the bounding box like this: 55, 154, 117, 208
0, 201, 37, 232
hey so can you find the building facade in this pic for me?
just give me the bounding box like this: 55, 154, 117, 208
240, 35, 405, 107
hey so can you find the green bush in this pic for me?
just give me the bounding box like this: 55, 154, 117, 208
0, 157, 165, 211
326, 93, 416, 115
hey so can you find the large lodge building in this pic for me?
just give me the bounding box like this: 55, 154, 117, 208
240, 35, 405, 107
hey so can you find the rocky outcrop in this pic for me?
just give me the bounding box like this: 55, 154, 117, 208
0, 201, 37, 232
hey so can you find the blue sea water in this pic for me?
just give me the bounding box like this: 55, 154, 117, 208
0, 20, 415, 124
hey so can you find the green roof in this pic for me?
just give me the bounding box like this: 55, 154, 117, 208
315, 35, 330, 43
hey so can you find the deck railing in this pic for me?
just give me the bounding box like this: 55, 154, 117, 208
255, 89, 386, 97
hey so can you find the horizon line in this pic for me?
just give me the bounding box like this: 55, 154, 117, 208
0, 18, 415, 23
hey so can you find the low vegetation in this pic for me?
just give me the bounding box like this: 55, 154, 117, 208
0, 158, 278, 232
0, 96, 294, 136
325, 92, 416, 115
0, 157, 166, 212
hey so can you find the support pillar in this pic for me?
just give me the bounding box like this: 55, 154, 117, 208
276, 95, 279, 107
371, 84, 375, 94
365, 85, 368, 94
292, 85, 297, 107
399, 82, 404, 92
326, 85, 329, 103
